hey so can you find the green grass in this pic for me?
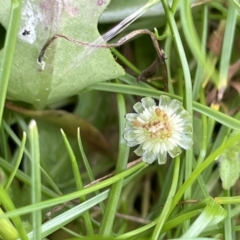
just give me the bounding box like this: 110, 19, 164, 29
1, 0, 240, 239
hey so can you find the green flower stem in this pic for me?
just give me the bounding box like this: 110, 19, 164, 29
0, 0, 21, 128
151, 156, 180, 240
99, 94, 129, 235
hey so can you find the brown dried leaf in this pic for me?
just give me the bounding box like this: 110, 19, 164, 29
208, 22, 225, 57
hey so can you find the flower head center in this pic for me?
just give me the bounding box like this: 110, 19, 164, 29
133, 107, 173, 139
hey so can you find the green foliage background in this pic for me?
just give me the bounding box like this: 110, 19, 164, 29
0, 0, 240, 240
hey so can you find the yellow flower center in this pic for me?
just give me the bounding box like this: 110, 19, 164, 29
133, 107, 172, 139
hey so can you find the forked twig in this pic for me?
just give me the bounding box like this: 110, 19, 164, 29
38, 29, 168, 91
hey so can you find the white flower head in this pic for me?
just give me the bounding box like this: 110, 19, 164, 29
123, 96, 193, 164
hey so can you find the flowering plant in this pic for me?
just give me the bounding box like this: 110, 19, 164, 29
123, 95, 193, 164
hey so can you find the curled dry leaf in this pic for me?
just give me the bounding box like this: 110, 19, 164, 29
5, 102, 111, 152
208, 21, 225, 57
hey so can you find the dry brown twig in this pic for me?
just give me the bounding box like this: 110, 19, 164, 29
38, 29, 168, 91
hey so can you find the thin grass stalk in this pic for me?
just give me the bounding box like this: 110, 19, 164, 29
61, 129, 94, 235
0, 0, 22, 127
99, 93, 129, 235
4, 132, 26, 190
29, 120, 42, 239
151, 157, 180, 240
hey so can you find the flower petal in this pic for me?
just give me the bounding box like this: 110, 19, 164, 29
168, 146, 182, 158
169, 99, 182, 113
142, 151, 157, 164
177, 135, 193, 150
152, 142, 161, 154
126, 141, 139, 147
159, 95, 172, 107
157, 152, 167, 164
142, 140, 152, 151
134, 144, 144, 156
123, 131, 137, 142
182, 124, 193, 133
125, 113, 138, 121
141, 97, 156, 108
133, 102, 144, 114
